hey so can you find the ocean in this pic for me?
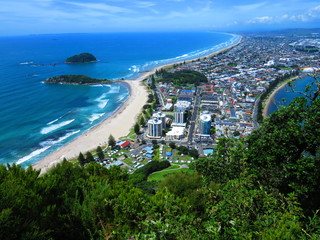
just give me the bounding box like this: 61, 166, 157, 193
0, 32, 239, 167
267, 75, 317, 115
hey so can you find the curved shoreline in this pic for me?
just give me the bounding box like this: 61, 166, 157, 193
262, 75, 302, 118
32, 34, 242, 174
32, 79, 148, 174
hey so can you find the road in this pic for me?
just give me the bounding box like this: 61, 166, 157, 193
187, 86, 201, 144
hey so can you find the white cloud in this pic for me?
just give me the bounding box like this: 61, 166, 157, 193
246, 4, 320, 25
61, 1, 134, 14
135, 1, 156, 8
247, 16, 273, 24
234, 2, 267, 12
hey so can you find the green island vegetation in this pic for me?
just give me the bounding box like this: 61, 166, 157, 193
0, 78, 319, 239
65, 52, 97, 63
45, 75, 112, 85
156, 69, 207, 86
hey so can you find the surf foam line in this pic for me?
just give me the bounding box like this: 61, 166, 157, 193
16, 130, 81, 165
41, 119, 75, 134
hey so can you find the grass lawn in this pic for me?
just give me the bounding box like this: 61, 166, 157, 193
166, 165, 180, 170
148, 168, 194, 182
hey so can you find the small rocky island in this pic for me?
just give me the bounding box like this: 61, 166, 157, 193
65, 53, 97, 63
45, 75, 112, 85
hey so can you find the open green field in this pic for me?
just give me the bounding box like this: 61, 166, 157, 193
148, 167, 194, 181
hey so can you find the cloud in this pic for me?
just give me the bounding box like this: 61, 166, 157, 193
246, 4, 320, 25
247, 16, 273, 24
133, 1, 159, 14
234, 2, 267, 12
134, 1, 156, 8
61, 1, 134, 14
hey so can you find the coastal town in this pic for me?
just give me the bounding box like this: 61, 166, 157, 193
5, 0, 320, 237
79, 31, 320, 174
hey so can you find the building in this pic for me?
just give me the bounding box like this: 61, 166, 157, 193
166, 126, 186, 140
147, 118, 163, 138
120, 141, 130, 149
199, 114, 212, 135
174, 108, 186, 123
153, 112, 166, 128
175, 100, 191, 110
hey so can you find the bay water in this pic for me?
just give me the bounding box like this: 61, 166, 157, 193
0, 32, 239, 167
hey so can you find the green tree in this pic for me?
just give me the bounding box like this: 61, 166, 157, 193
96, 146, 104, 160
247, 97, 320, 210
85, 152, 94, 162
139, 115, 145, 126
78, 152, 86, 166
169, 142, 176, 149
134, 122, 140, 135
193, 138, 247, 183
108, 134, 116, 148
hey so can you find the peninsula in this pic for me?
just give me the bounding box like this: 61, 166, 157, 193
45, 75, 111, 85
65, 52, 97, 63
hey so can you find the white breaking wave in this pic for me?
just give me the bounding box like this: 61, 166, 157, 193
129, 65, 140, 73
16, 146, 51, 165
41, 119, 75, 134
95, 93, 109, 109
98, 100, 109, 109
20, 61, 33, 65
117, 94, 128, 102
16, 130, 81, 165
47, 115, 64, 125
40, 130, 81, 147
108, 85, 120, 94
88, 113, 104, 122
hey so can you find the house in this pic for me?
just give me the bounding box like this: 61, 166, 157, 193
120, 141, 130, 149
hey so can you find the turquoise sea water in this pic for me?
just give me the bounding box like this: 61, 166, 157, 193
267, 75, 317, 115
0, 32, 239, 167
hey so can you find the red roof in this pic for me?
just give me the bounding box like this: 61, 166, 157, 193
120, 141, 130, 148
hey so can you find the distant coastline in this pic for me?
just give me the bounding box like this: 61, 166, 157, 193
33, 34, 242, 174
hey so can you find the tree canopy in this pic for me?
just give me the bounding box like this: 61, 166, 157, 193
159, 69, 207, 86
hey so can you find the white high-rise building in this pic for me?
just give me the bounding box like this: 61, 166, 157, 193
153, 112, 166, 128
147, 118, 163, 138
199, 114, 212, 135
174, 108, 185, 123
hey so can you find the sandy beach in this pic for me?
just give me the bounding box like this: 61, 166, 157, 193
262, 75, 301, 118
32, 36, 242, 174
33, 79, 148, 174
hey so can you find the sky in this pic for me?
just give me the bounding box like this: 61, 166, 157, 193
0, 0, 320, 35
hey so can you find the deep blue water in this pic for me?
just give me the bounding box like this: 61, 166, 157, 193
267, 75, 317, 115
0, 32, 239, 167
